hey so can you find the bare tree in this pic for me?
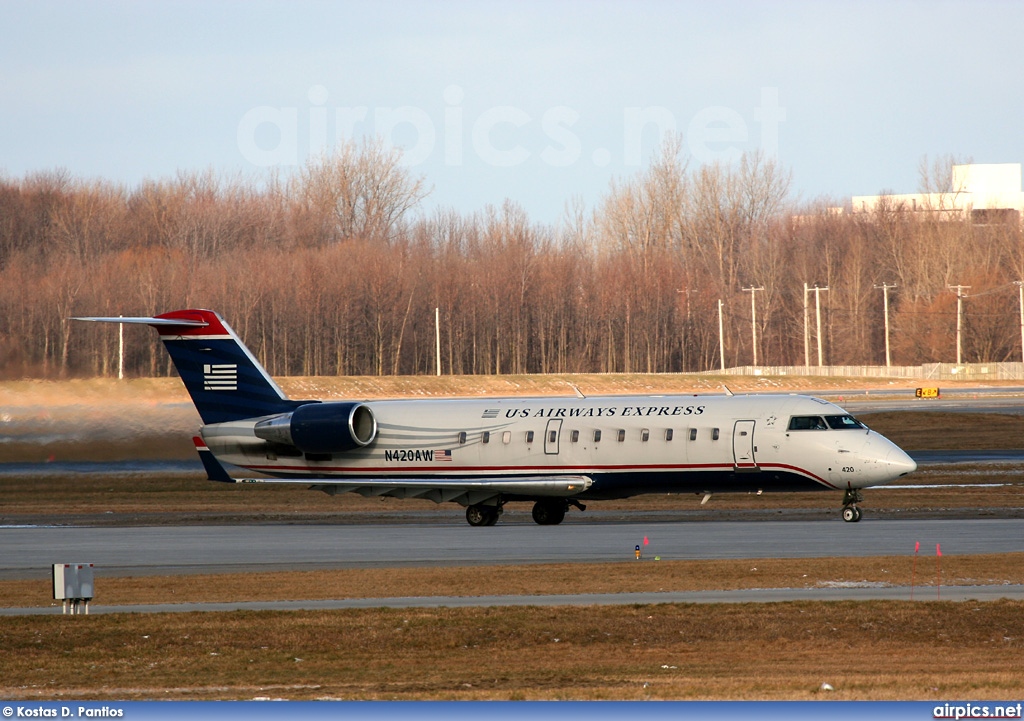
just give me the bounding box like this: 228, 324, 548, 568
293, 137, 430, 244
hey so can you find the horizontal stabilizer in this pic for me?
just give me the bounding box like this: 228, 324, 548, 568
75, 309, 297, 424
73, 316, 209, 327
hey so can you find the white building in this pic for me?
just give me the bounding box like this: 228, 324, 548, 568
852, 163, 1024, 223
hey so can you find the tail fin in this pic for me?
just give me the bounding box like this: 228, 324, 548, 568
74, 309, 306, 424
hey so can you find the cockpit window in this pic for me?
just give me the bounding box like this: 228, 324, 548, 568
788, 416, 827, 431
788, 414, 867, 431
824, 415, 866, 430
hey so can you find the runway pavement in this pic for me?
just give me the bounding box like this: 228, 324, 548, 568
3, 517, 1022, 581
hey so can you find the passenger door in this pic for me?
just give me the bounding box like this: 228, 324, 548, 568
733, 420, 758, 471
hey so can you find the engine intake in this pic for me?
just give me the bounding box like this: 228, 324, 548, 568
253, 402, 377, 454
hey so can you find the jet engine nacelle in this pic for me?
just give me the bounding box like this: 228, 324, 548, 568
253, 402, 377, 454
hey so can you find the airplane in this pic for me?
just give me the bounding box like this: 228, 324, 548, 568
74, 309, 917, 526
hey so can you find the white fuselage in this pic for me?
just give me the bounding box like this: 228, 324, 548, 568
200, 393, 916, 499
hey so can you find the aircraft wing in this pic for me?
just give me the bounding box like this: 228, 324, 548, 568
307, 476, 592, 507
192, 438, 591, 506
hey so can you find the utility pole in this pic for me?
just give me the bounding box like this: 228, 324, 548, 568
803, 283, 810, 368
717, 298, 725, 372
677, 288, 691, 372
874, 283, 896, 368
1016, 282, 1024, 365
742, 286, 764, 367
118, 314, 124, 380
813, 285, 829, 367
435, 307, 441, 376
948, 285, 970, 365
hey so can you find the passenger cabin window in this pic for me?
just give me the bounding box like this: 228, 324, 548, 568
526, 431, 535, 444
594, 430, 602, 442
689, 428, 697, 441
482, 431, 490, 444
617, 429, 626, 442
665, 428, 674, 441
502, 431, 511, 444
640, 428, 650, 442
570, 430, 579, 443
458, 431, 467, 445
788, 416, 828, 431
712, 428, 720, 440
548, 430, 557, 444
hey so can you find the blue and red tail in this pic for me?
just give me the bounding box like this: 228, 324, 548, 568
75, 309, 307, 424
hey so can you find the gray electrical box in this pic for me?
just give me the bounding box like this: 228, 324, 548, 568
52, 563, 94, 614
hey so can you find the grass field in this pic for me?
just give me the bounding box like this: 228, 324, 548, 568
2, 601, 1022, 700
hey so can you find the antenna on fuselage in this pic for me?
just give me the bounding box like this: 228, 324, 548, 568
723, 385, 735, 397
568, 383, 586, 399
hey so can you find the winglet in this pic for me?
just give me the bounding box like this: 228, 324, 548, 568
193, 436, 236, 483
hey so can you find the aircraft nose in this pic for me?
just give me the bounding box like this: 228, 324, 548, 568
885, 447, 917, 478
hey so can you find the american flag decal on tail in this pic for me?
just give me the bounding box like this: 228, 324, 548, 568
204, 363, 238, 391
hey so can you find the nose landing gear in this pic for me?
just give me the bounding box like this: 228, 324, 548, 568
841, 489, 863, 523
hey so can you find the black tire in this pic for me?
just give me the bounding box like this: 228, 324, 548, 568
532, 499, 567, 525
842, 506, 857, 523
466, 505, 498, 527
852, 506, 862, 522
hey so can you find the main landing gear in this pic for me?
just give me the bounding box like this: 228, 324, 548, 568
531, 498, 567, 525
465, 498, 586, 526
466, 504, 501, 526
841, 489, 863, 523
531, 498, 586, 525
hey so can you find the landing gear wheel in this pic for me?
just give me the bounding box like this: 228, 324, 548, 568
466, 505, 500, 527
841, 489, 864, 523
531, 499, 567, 526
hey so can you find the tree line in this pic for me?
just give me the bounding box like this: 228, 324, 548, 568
1, 139, 1022, 379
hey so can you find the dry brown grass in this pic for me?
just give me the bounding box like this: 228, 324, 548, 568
1, 601, 1021, 700
0, 374, 948, 409
2, 553, 1021, 609
859, 411, 1024, 450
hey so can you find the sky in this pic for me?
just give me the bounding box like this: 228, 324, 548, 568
2, 0, 1023, 225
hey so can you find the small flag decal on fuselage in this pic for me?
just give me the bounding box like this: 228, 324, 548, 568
204, 363, 237, 391
482, 409, 500, 418
435, 449, 453, 462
